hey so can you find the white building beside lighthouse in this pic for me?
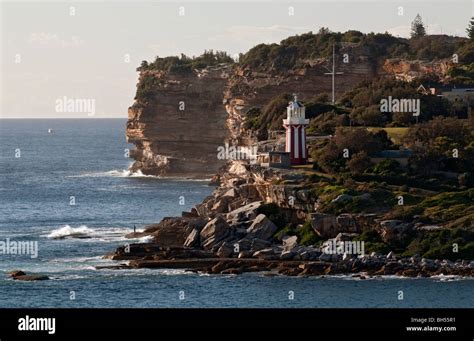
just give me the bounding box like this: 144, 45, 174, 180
283, 94, 309, 165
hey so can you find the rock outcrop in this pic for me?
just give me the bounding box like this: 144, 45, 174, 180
383, 58, 453, 82
8, 270, 49, 281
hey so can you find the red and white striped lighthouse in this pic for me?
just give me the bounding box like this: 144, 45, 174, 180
283, 94, 309, 165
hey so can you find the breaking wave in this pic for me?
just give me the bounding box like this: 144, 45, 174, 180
45, 225, 132, 241
46, 225, 95, 239
67, 169, 156, 178
67, 169, 211, 181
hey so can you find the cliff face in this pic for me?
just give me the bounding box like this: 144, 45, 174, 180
126, 66, 232, 178
383, 58, 454, 82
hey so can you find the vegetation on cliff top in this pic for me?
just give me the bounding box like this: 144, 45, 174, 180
239, 28, 470, 72
137, 50, 235, 74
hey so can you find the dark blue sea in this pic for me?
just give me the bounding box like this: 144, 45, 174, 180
0, 119, 473, 308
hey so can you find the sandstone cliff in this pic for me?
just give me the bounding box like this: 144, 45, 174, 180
127, 66, 232, 178
383, 58, 454, 82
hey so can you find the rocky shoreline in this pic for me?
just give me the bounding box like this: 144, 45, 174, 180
103, 243, 474, 278
103, 161, 474, 278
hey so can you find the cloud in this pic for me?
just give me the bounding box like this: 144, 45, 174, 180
27, 32, 84, 48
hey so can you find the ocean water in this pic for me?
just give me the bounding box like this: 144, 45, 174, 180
0, 119, 473, 308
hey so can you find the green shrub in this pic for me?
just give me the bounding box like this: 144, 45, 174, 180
138, 50, 235, 74
298, 221, 321, 246
372, 159, 401, 175
135, 74, 161, 103
355, 230, 390, 254
274, 221, 321, 246
403, 228, 474, 260
386, 205, 424, 221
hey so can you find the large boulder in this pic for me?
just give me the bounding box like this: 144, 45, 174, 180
222, 188, 236, 198
354, 214, 378, 230
234, 237, 252, 252
293, 246, 321, 261
217, 242, 235, 258
184, 228, 200, 247
336, 214, 359, 233
9, 270, 49, 281
226, 201, 262, 222
250, 238, 272, 253
378, 220, 412, 242
246, 214, 278, 241
310, 213, 337, 238
149, 218, 188, 247
280, 250, 296, 260
194, 195, 215, 218
237, 184, 260, 201
253, 247, 280, 260
200, 216, 230, 249
211, 197, 230, 214
8, 270, 25, 277
282, 235, 298, 251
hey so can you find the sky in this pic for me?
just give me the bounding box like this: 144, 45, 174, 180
1, 0, 472, 118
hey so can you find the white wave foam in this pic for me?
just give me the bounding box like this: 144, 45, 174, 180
136, 235, 153, 243
101, 268, 192, 276
66, 169, 157, 178
431, 274, 463, 282
46, 225, 94, 239
67, 169, 211, 181
45, 225, 132, 241
49, 255, 105, 263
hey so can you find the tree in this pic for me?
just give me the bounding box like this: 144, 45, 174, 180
318, 27, 331, 35
315, 128, 393, 173
136, 60, 149, 72
347, 151, 371, 175
404, 117, 473, 175
411, 14, 426, 38
467, 17, 474, 40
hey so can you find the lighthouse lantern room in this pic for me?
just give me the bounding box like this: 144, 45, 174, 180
283, 94, 309, 165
